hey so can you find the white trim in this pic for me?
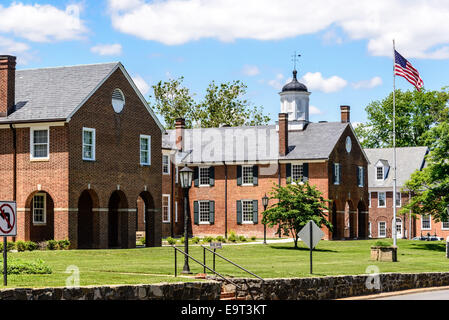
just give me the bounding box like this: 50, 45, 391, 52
421, 215, 431, 230
378, 221, 386, 238
2, 122, 66, 129
82, 127, 96, 161
140, 134, 151, 166
241, 199, 256, 224
32, 193, 47, 225
441, 218, 449, 230
162, 194, 170, 223
199, 166, 211, 187
393, 217, 403, 237
358, 166, 364, 187
162, 154, 170, 174
198, 200, 211, 224
395, 192, 401, 208
241, 165, 255, 186
375, 165, 384, 181
175, 201, 178, 223
30, 126, 50, 161
378, 191, 386, 208
333, 163, 340, 185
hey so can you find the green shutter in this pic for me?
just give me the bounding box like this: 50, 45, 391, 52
193, 201, 199, 224
252, 200, 258, 224
237, 165, 242, 186
303, 163, 309, 182
356, 166, 360, 186
209, 201, 215, 224
253, 165, 258, 186
209, 166, 215, 186
286, 163, 292, 184
332, 163, 335, 184
194, 167, 199, 187
236, 200, 242, 224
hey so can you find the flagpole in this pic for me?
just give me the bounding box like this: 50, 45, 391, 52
392, 39, 398, 247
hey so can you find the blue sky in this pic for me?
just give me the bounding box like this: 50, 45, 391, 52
2, 0, 449, 125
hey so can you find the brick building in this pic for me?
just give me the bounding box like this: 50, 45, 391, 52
0, 55, 163, 249
160, 70, 369, 240
365, 147, 429, 239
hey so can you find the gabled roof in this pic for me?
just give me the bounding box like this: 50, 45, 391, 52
0, 62, 164, 131
162, 121, 352, 164
364, 146, 428, 189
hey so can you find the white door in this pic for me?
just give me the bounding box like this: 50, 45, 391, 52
393, 218, 402, 238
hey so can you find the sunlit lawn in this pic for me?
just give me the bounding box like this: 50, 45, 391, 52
2, 239, 449, 288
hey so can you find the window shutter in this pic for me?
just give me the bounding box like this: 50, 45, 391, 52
356, 166, 360, 186
193, 201, 199, 224
237, 165, 242, 186
332, 163, 335, 184
252, 200, 258, 224
303, 163, 309, 182
194, 167, 199, 187
236, 200, 242, 225
361, 167, 365, 186
286, 163, 292, 184
253, 165, 258, 186
209, 166, 215, 186
209, 201, 215, 224
339, 164, 342, 184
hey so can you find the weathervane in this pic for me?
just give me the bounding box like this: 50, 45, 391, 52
292, 51, 301, 71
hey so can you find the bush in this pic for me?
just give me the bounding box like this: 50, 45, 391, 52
192, 237, 200, 244
215, 236, 226, 243
16, 241, 26, 252
6, 242, 15, 252
25, 241, 38, 251
58, 239, 70, 250
228, 231, 237, 243
37, 242, 47, 250
238, 235, 247, 242
373, 240, 392, 247
139, 237, 146, 245
1, 259, 52, 275
47, 240, 58, 250
203, 236, 214, 243
166, 237, 177, 245
180, 237, 185, 244
250, 236, 257, 241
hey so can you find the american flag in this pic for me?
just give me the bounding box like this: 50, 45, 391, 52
394, 50, 423, 91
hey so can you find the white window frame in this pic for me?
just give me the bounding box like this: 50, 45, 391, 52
175, 166, 178, 184
140, 135, 151, 166
395, 192, 401, 208
175, 201, 178, 223
242, 165, 254, 186
334, 163, 340, 185
82, 127, 96, 161
32, 193, 46, 225
199, 200, 211, 224
292, 163, 304, 184
378, 192, 386, 208
358, 166, 364, 187
199, 166, 210, 187
162, 154, 170, 174
30, 127, 50, 160
241, 199, 255, 224
162, 194, 170, 223
368, 222, 372, 238
442, 218, 449, 230
376, 166, 384, 181
421, 215, 431, 230
378, 221, 386, 238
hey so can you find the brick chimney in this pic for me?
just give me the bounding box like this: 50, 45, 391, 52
340, 105, 350, 123
279, 113, 289, 156
0, 55, 16, 117
175, 118, 185, 151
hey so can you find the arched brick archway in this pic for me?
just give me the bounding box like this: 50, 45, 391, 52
25, 191, 54, 242
357, 200, 368, 239
331, 201, 341, 240
108, 190, 129, 248
77, 189, 99, 249
344, 200, 357, 239
136, 191, 156, 247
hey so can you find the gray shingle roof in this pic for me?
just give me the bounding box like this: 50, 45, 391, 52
162, 122, 350, 164
364, 146, 428, 189
0, 62, 119, 123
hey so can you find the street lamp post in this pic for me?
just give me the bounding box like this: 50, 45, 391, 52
262, 194, 269, 245
179, 165, 193, 274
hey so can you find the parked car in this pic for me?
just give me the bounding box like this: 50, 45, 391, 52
412, 235, 444, 241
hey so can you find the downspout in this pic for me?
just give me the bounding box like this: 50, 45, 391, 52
9, 124, 16, 242
224, 163, 228, 239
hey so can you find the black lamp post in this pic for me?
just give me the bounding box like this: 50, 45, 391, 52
179, 165, 193, 274
262, 194, 269, 245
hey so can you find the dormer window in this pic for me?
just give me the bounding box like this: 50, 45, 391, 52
375, 159, 389, 181
376, 166, 384, 180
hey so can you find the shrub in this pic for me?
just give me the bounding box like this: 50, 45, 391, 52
16, 241, 27, 252
215, 236, 226, 243
203, 236, 214, 243
1, 259, 52, 275
37, 242, 47, 250
139, 237, 146, 245
180, 237, 185, 244
25, 241, 38, 251
47, 240, 58, 250
7, 242, 15, 252
238, 235, 247, 242
58, 239, 70, 250
250, 236, 257, 241
373, 240, 392, 247
228, 231, 237, 243
192, 237, 200, 244
166, 237, 177, 245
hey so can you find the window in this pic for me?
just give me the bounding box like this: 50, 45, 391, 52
368, 222, 372, 238
162, 195, 170, 223
395, 192, 401, 207
82, 128, 95, 161
376, 166, 384, 180
242, 200, 254, 224
175, 166, 178, 184
199, 167, 210, 186
112, 88, 125, 113
369, 192, 371, 208
442, 218, 449, 230
292, 164, 304, 183
199, 201, 211, 223
378, 192, 386, 208
140, 135, 151, 166
242, 165, 254, 185
31, 128, 49, 159
421, 215, 431, 230
33, 193, 46, 224
378, 221, 386, 238
175, 201, 178, 223
162, 154, 169, 173
358, 166, 364, 187
333, 163, 340, 185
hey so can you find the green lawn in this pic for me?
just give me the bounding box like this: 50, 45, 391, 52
1, 239, 449, 288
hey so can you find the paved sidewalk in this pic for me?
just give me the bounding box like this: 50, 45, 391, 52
339, 286, 449, 300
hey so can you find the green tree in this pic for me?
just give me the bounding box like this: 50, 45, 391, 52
401, 122, 449, 221
355, 88, 449, 148
262, 181, 332, 249
150, 77, 270, 129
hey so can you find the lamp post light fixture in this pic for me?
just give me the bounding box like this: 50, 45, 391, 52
179, 165, 193, 274
262, 194, 269, 245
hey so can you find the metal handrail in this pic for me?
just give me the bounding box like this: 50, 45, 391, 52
200, 245, 264, 281
173, 246, 242, 289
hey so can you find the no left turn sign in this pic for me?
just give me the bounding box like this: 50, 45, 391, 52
0, 201, 16, 237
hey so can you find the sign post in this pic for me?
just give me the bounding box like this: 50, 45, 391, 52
0, 201, 17, 286
297, 220, 324, 274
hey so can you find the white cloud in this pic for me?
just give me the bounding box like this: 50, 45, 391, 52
0, 36, 34, 65
309, 105, 323, 115
0, 2, 87, 42
132, 74, 150, 95
300, 72, 347, 93
267, 73, 285, 90
352, 76, 383, 89
91, 43, 122, 56
242, 64, 260, 76
107, 0, 449, 59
